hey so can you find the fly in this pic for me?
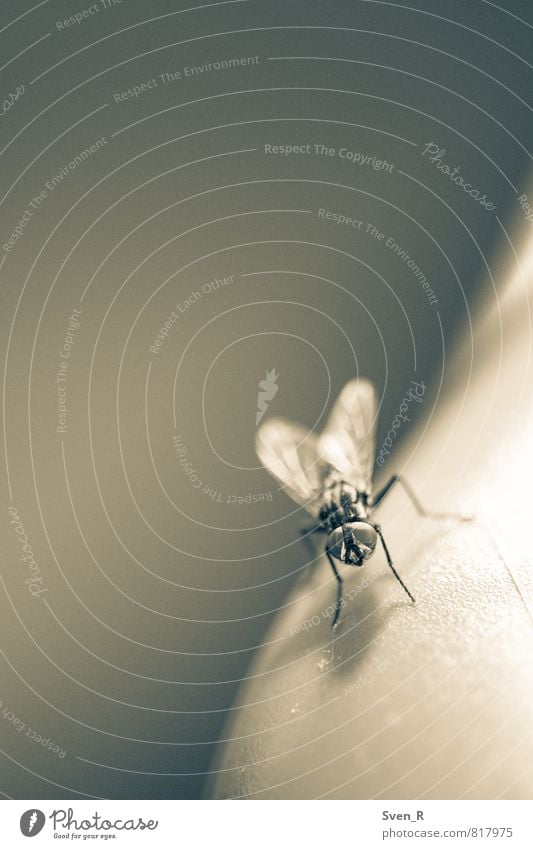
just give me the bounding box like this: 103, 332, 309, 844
256, 378, 471, 627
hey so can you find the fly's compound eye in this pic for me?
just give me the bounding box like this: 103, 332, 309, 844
326, 527, 346, 560
327, 523, 378, 565
349, 522, 378, 555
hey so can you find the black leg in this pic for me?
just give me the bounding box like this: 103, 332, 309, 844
371, 475, 399, 509
374, 523, 416, 604
326, 551, 343, 627
372, 474, 473, 521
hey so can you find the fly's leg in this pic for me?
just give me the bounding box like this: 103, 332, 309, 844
373, 524, 416, 604
371, 474, 473, 521
326, 551, 344, 628
300, 526, 343, 625
295, 524, 327, 589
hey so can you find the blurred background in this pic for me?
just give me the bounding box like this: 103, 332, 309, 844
0, 0, 532, 799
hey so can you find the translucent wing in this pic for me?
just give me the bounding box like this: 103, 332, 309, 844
318, 378, 378, 493
255, 418, 334, 515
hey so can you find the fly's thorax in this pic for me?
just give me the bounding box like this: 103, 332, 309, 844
326, 521, 378, 565
318, 480, 369, 529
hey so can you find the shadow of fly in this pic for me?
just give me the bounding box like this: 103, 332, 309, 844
256, 379, 471, 627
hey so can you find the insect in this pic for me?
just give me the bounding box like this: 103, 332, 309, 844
256, 378, 470, 626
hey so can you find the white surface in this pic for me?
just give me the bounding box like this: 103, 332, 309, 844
209, 241, 533, 800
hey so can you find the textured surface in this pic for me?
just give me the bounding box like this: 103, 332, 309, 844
208, 253, 533, 799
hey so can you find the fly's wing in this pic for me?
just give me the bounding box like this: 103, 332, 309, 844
318, 378, 378, 493
255, 417, 333, 515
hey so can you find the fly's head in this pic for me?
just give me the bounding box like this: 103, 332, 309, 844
327, 522, 378, 566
